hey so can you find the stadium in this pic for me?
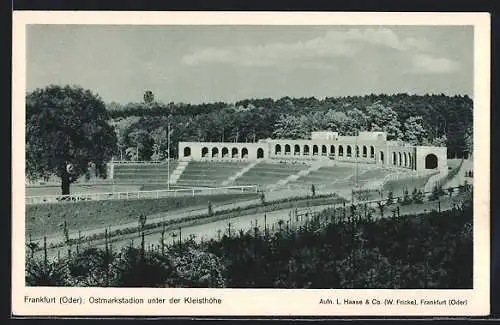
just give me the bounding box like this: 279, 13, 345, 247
105, 130, 448, 198
24, 114, 472, 290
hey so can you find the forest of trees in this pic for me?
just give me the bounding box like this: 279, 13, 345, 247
108, 93, 473, 161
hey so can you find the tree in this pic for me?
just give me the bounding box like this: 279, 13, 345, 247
403, 116, 427, 145
345, 108, 368, 135
26, 85, 117, 195
272, 114, 308, 139
464, 127, 473, 158
110, 116, 141, 161
432, 134, 447, 147
324, 110, 348, 133
127, 129, 154, 161
366, 103, 402, 140
151, 127, 167, 161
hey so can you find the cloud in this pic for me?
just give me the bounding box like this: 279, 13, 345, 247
181, 27, 431, 67
411, 53, 460, 74
298, 61, 339, 71
181, 36, 354, 67
325, 28, 431, 52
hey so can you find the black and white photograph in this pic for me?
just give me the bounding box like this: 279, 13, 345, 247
12, 11, 490, 317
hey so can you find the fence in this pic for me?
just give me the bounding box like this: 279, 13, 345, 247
33, 183, 470, 261
111, 160, 170, 165
267, 184, 468, 236
26, 185, 259, 205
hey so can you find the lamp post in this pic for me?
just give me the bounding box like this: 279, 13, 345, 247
136, 141, 139, 162
167, 121, 171, 191
354, 128, 359, 190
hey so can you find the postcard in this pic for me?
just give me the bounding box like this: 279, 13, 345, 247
12, 11, 490, 317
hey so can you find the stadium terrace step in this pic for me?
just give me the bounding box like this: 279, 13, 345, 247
169, 161, 189, 185
288, 165, 354, 184
232, 162, 310, 189
274, 160, 326, 188
175, 161, 250, 187
111, 161, 179, 185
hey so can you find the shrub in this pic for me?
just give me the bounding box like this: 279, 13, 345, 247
26, 191, 472, 289
401, 189, 412, 206
386, 191, 394, 205
429, 185, 445, 201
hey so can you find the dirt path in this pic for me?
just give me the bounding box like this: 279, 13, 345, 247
40, 193, 465, 260
444, 159, 473, 188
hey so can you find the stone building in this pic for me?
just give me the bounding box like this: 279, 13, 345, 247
178, 131, 447, 172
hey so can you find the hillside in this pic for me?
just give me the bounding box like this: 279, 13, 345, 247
108, 94, 472, 162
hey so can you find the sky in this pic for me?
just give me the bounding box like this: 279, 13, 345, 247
26, 25, 473, 105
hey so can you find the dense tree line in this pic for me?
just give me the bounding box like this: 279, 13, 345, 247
108, 93, 473, 161
26, 189, 472, 289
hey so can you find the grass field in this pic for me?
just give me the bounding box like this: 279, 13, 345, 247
26, 192, 259, 239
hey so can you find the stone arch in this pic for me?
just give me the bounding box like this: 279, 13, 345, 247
313, 145, 319, 156
212, 147, 219, 158
275, 144, 281, 155
362, 145, 367, 157
183, 146, 191, 157
322, 145, 327, 156
346, 145, 352, 157
241, 147, 248, 158
425, 154, 438, 169
231, 147, 238, 158
398, 152, 402, 166
257, 148, 264, 159
355, 145, 359, 158
380, 151, 384, 163
370, 146, 375, 158
409, 154, 412, 169
202, 147, 209, 158
294, 144, 300, 156
338, 145, 344, 157
330, 145, 335, 156
404, 152, 408, 167
304, 144, 310, 155
285, 144, 291, 155
393, 152, 397, 165
222, 147, 229, 158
